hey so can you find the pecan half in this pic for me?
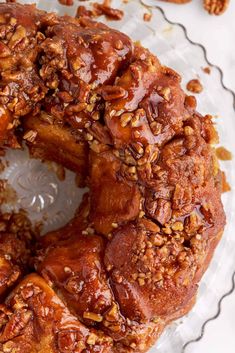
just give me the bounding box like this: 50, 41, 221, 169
204, 0, 230, 15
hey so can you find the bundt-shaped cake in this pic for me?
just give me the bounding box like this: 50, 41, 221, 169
0, 2, 226, 352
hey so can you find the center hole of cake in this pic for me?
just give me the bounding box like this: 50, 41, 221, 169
0, 148, 86, 235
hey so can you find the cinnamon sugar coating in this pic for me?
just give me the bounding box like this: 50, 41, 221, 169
0, 3, 226, 353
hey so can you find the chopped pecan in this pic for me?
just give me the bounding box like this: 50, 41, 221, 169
143, 13, 152, 22
202, 114, 219, 144
139, 218, 160, 233
76, 6, 94, 18
173, 184, 192, 210
76, 2, 123, 21
221, 171, 231, 192
202, 67, 211, 74
145, 193, 172, 225
186, 79, 203, 94
8, 25, 26, 49
83, 311, 103, 322
120, 113, 133, 127
88, 122, 112, 144
154, 199, 172, 225
184, 212, 202, 235
93, 3, 124, 20
23, 130, 38, 143
184, 95, 197, 110
216, 146, 232, 161
98, 85, 127, 101
0, 42, 11, 58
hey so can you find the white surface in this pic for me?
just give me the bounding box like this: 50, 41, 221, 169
156, 1, 235, 353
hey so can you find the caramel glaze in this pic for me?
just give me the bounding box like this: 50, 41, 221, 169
0, 3, 226, 353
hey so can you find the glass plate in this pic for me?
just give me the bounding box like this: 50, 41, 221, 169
1, 1, 235, 352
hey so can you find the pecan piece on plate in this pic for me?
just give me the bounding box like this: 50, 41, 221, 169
58, 0, 74, 5
159, 0, 192, 3
216, 146, 232, 161
203, 0, 230, 15
186, 79, 203, 94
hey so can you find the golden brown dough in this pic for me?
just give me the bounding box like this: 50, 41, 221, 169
23, 114, 89, 176
0, 3, 226, 353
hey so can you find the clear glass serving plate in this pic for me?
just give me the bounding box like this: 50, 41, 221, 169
1, 0, 235, 352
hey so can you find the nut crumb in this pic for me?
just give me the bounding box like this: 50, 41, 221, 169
139, 211, 145, 218
202, 66, 211, 74
171, 221, 184, 231
184, 126, 194, 136
77, 1, 124, 21
143, 13, 152, 22
138, 277, 145, 286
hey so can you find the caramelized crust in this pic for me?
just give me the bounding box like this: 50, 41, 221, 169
0, 2, 132, 169
0, 3, 226, 353
0, 274, 113, 353
36, 234, 113, 321
36, 228, 164, 352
